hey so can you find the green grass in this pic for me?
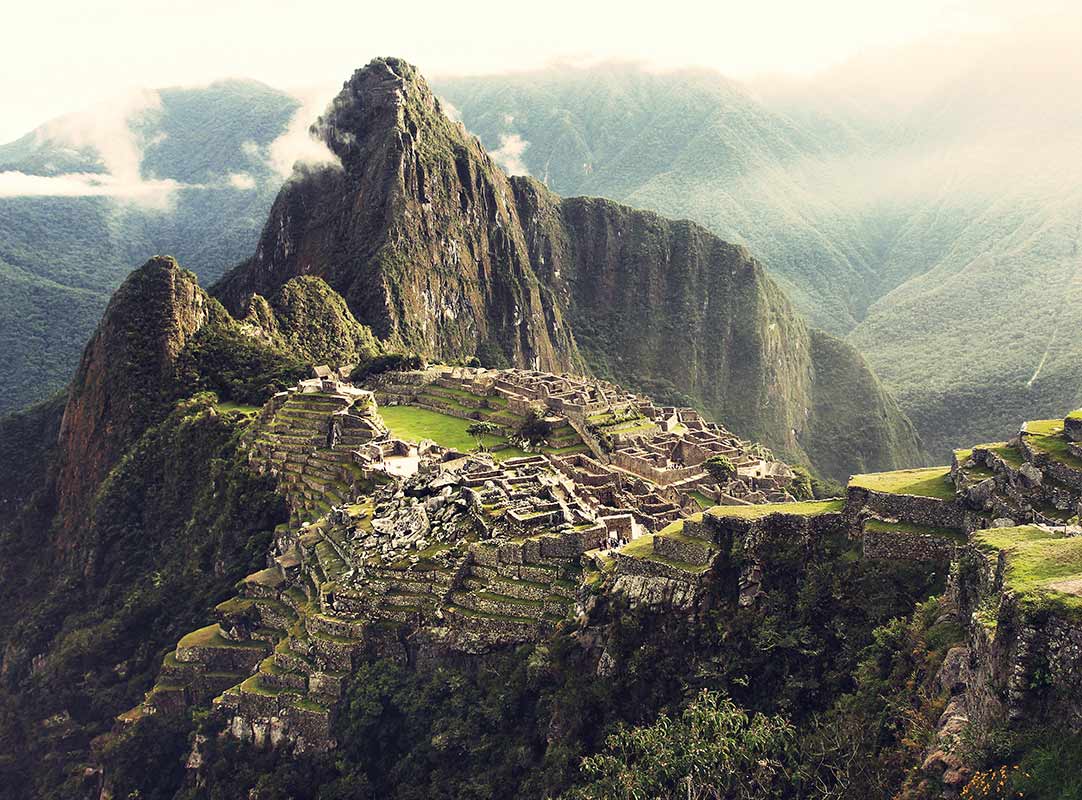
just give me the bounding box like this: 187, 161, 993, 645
216, 400, 261, 415
978, 442, 1025, 468
973, 525, 1061, 553
378, 404, 529, 460
294, 698, 330, 713
1067, 409, 1082, 421
617, 534, 711, 573
238, 674, 296, 697
1024, 430, 1082, 470
660, 527, 719, 550
1023, 418, 1064, 436
243, 567, 284, 587
849, 467, 954, 499
706, 498, 845, 520
541, 443, 589, 456
215, 597, 257, 615
601, 419, 655, 435
972, 526, 1082, 614
689, 491, 715, 510
656, 514, 703, 536
953, 448, 973, 464
177, 624, 266, 650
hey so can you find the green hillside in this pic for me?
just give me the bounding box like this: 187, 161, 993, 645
0, 80, 299, 414
435, 48, 1082, 454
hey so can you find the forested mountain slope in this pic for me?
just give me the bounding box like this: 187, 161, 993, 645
434, 42, 1082, 453
0, 80, 299, 413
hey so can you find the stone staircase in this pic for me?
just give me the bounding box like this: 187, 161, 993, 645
249, 389, 382, 529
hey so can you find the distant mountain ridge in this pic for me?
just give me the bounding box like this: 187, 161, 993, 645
433, 50, 1082, 454
0, 79, 299, 414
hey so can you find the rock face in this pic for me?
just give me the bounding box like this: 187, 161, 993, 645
214, 57, 923, 478
215, 57, 581, 373
513, 182, 923, 474
55, 256, 217, 542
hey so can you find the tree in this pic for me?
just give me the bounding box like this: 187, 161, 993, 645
789, 465, 814, 500
564, 690, 799, 800
703, 454, 736, 485
466, 421, 500, 451
518, 408, 551, 444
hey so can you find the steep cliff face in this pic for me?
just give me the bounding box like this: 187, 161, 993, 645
55, 256, 219, 541
215, 57, 922, 478
513, 180, 924, 474
215, 57, 580, 373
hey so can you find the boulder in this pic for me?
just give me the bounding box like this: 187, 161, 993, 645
1018, 462, 1043, 488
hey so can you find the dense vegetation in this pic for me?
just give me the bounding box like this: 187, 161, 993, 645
95, 519, 952, 799
257, 276, 382, 368
0, 394, 288, 798
0, 280, 313, 797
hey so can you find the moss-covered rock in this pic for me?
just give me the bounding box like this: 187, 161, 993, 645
249, 276, 381, 368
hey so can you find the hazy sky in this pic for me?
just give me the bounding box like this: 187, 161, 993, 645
0, 0, 1074, 142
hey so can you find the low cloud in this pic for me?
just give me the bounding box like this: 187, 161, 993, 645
228, 171, 256, 190
264, 87, 342, 178
439, 97, 463, 123
0, 88, 190, 208
0, 170, 183, 208
491, 133, 530, 176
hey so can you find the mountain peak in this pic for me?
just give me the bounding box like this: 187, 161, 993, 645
55, 255, 216, 543
314, 56, 449, 170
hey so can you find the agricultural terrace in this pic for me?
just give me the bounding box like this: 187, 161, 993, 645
973, 526, 1082, 615
849, 466, 955, 499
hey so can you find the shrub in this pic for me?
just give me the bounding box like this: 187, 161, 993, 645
704, 454, 736, 484
789, 465, 814, 500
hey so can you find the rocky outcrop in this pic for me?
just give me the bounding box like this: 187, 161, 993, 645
213, 57, 923, 480
55, 256, 219, 542
239, 276, 381, 368
215, 58, 581, 374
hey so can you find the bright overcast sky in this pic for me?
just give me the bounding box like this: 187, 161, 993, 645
0, 0, 1074, 142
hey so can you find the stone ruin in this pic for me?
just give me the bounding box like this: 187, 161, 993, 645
119, 366, 812, 753
122, 357, 1082, 795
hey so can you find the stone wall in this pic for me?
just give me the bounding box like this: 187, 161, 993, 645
952, 544, 1082, 737
613, 552, 703, 582
1065, 415, 1082, 442
703, 509, 846, 606
861, 524, 958, 562
846, 486, 966, 529
609, 451, 701, 486
653, 535, 712, 565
